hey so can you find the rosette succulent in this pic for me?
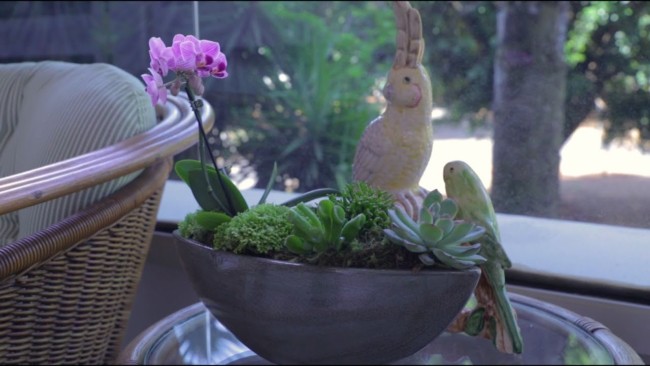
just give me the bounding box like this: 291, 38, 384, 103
384, 189, 487, 270
285, 200, 366, 255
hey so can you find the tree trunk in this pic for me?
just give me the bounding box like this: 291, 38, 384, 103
492, 1, 569, 217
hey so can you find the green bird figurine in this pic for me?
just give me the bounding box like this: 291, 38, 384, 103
443, 160, 524, 354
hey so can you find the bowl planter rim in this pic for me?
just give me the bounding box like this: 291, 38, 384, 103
173, 229, 479, 275
173, 230, 481, 365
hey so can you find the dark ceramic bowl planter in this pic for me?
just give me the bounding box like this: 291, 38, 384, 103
173, 231, 481, 365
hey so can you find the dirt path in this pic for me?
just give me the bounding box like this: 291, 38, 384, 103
425, 119, 650, 230
556, 120, 650, 229
558, 174, 650, 229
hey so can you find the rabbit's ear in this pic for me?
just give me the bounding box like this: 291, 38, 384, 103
392, 1, 424, 69
406, 7, 424, 67
393, 1, 409, 69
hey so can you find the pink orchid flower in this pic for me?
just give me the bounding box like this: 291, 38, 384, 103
170, 34, 228, 79
148, 37, 174, 77
194, 39, 222, 78
210, 52, 228, 79
171, 34, 201, 71
141, 68, 167, 105
143, 34, 228, 106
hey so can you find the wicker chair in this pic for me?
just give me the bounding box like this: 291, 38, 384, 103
0, 82, 214, 365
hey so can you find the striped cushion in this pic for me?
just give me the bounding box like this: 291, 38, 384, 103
0, 61, 156, 246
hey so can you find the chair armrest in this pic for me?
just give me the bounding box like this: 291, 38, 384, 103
0, 93, 214, 215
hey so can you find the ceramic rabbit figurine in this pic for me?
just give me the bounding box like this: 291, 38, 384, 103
352, 1, 433, 219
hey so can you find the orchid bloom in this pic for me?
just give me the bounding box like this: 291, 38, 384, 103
148, 37, 173, 77
210, 52, 228, 79
142, 68, 167, 105
142, 34, 228, 106
194, 39, 224, 78
171, 34, 200, 71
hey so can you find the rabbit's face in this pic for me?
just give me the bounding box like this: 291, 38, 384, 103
383, 66, 430, 108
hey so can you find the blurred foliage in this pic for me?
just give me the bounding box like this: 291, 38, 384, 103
565, 1, 650, 150
416, 1, 650, 149
232, 2, 392, 192
205, 1, 499, 191
200, 1, 394, 192
417, 2, 497, 129
4, 1, 650, 190
562, 334, 613, 365
189, 1, 650, 191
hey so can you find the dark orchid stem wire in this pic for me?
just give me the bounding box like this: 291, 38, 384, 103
184, 84, 236, 216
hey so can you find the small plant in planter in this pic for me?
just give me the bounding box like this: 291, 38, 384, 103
173, 174, 485, 365
384, 189, 487, 270
169, 139, 492, 365
142, 2, 521, 364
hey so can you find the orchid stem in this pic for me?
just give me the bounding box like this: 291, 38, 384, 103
184, 84, 236, 215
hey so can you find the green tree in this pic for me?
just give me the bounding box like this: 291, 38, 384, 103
416, 1, 497, 127
492, 1, 570, 217
565, 1, 650, 150
201, 1, 394, 192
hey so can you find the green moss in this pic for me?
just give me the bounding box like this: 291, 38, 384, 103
178, 210, 212, 244
331, 182, 393, 240
213, 203, 293, 255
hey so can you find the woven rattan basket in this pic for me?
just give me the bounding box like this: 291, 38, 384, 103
0, 93, 214, 364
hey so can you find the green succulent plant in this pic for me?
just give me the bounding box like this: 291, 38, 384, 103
175, 158, 340, 248
384, 189, 487, 270
213, 203, 293, 255
178, 210, 214, 244
330, 181, 393, 239
285, 200, 366, 255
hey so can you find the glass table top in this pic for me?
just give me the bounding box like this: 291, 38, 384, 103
127, 294, 642, 365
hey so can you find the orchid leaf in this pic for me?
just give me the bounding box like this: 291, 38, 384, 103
176, 159, 249, 216
194, 211, 232, 230
187, 169, 248, 216
175, 159, 215, 185
187, 170, 226, 212
258, 162, 278, 205
281, 188, 340, 207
